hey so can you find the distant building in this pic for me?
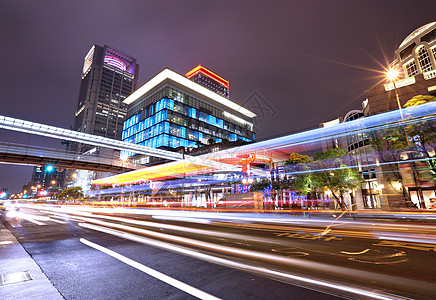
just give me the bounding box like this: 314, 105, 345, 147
122, 68, 256, 164
29, 165, 64, 198
72, 44, 139, 152
186, 65, 229, 99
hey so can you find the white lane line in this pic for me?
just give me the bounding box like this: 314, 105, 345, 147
22, 218, 46, 226
0, 241, 13, 245
49, 218, 67, 224
80, 238, 221, 300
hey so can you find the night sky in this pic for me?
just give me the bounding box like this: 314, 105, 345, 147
1, 0, 435, 192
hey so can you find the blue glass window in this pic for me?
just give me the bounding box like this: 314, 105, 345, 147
190, 107, 196, 119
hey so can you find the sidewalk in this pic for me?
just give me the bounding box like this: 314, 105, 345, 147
0, 216, 63, 300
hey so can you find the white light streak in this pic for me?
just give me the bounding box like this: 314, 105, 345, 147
79, 223, 411, 300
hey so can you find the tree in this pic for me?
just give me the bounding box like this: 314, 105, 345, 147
403, 95, 436, 108
58, 187, 84, 200
369, 95, 436, 208
310, 148, 361, 209
284, 153, 312, 195
403, 95, 436, 183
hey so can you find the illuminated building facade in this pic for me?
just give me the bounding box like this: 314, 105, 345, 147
122, 68, 256, 158
366, 22, 436, 115
364, 22, 436, 209
392, 21, 436, 80
73, 44, 139, 152
185, 65, 229, 98
342, 110, 385, 209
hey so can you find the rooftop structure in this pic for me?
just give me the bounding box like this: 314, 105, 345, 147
186, 65, 229, 98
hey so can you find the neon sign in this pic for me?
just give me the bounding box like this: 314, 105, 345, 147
104, 56, 127, 71
186, 65, 229, 89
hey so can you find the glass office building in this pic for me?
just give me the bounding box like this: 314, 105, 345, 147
73, 44, 139, 152
121, 68, 256, 157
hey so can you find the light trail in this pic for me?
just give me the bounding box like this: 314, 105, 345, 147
80, 238, 222, 300
75, 218, 419, 288
34, 205, 436, 244
78, 223, 414, 300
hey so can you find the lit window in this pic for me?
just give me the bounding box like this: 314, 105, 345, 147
418, 46, 434, 73
405, 61, 418, 77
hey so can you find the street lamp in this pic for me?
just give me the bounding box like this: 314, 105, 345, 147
386, 68, 404, 118
386, 68, 410, 147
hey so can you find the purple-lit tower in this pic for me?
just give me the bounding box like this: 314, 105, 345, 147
72, 44, 139, 152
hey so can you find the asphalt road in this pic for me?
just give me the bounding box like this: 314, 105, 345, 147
1, 207, 342, 300
3, 205, 436, 299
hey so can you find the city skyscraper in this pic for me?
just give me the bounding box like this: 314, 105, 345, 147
72, 44, 139, 152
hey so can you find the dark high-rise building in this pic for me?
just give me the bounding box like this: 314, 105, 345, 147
186, 65, 229, 99
73, 44, 139, 152
29, 165, 64, 198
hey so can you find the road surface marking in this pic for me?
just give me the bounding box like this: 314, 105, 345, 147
274, 232, 341, 241
374, 240, 436, 252
80, 238, 221, 300
340, 249, 370, 255
22, 218, 46, 226
49, 218, 67, 224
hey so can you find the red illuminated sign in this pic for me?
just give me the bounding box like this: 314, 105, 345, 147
185, 65, 229, 89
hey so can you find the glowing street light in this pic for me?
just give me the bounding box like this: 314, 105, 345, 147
386, 68, 400, 81
386, 68, 403, 115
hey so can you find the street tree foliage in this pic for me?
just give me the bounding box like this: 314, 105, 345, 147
309, 148, 362, 209
403, 95, 436, 108
284, 153, 312, 194
58, 187, 84, 200
284, 150, 361, 208
284, 153, 311, 165
403, 95, 436, 181
370, 95, 436, 182
368, 95, 436, 207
